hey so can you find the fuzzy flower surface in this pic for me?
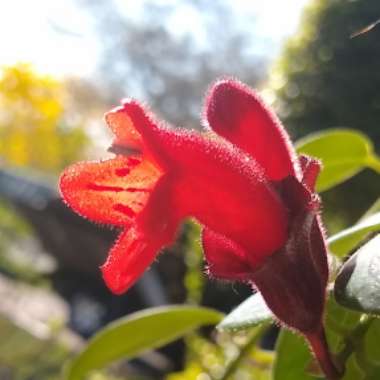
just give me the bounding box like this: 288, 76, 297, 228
60, 79, 340, 378
60, 79, 328, 333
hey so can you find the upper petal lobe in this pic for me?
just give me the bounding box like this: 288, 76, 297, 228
205, 79, 300, 181
106, 104, 144, 151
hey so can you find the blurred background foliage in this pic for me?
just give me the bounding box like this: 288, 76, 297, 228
0, 63, 89, 291
270, 0, 380, 141
0, 64, 88, 173
82, 0, 267, 128
268, 0, 380, 232
0, 0, 379, 378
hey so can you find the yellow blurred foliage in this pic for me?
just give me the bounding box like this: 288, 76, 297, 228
0, 64, 87, 173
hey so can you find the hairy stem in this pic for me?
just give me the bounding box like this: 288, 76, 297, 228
306, 327, 342, 380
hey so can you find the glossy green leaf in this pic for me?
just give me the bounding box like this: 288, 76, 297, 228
296, 129, 376, 192
360, 197, 380, 219
334, 235, 380, 315
328, 212, 380, 257
67, 306, 223, 380
217, 292, 273, 332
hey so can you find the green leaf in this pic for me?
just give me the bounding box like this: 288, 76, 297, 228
341, 355, 365, 380
328, 212, 380, 257
357, 319, 380, 378
217, 292, 273, 332
360, 197, 380, 219
363, 319, 380, 367
66, 305, 223, 380
273, 330, 316, 380
334, 235, 380, 315
296, 129, 375, 192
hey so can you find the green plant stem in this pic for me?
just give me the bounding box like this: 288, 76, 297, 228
336, 315, 374, 371
367, 155, 380, 174
219, 322, 269, 380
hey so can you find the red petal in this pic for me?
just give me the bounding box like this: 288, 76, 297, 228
167, 131, 289, 257
202, 228, 253, 281
105, 100, 289, 257
105, 104, 143, 150
101, 227, 157, 294
299, 155, 321, 192
106, 100, 170, 170
205, 79, 300, 181
59, 156, 161, 226
102, 176, 180, 294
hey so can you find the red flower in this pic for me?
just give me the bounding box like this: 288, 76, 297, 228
203, 81, 328, 330
60, 80, 293, 295
202, 81, 338, 378
60, 79, 339, 378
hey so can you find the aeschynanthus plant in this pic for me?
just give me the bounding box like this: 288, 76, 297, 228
60, 79, 340, 379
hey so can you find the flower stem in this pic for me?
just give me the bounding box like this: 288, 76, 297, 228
306, 328, 342, 380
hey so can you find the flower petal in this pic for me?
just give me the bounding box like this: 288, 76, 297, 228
59, 156, 161, 226
106, 100, 171, 169
102, 176, 179, 294
105, 104, 144, 150
166, 132, 289, 257
101, 227, 157, 294
205, 79, 300, 181
108, 100, 289, 257
202, 227, 252, 281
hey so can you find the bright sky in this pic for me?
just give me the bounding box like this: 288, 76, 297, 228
0, 0, 99, 77
0, 0, 310, 77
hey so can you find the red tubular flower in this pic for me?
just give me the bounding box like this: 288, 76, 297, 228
60, 79, 339, 379
202, 80, 327, 331
60, 92, 288, 294
203, 80, 338, 379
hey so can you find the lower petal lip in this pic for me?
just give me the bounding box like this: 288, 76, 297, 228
101, 228, 154, 295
